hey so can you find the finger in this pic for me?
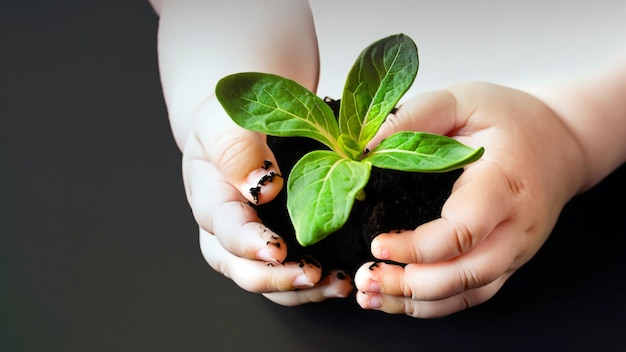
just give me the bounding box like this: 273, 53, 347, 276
263, 270, 354, 306
185, 158, 287, 262
366, 90, 460, 150
213, 200, 288, 263
209, 127, 284, 204
191, 100, 284, 205
199, 228, 322, 293
356, 219, 522, 302
370, 161, 513, 264
355, 274, 509, 318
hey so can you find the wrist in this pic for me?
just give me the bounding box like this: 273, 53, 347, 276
530, 59, 626, 192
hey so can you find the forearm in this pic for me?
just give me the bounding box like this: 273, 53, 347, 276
151, 0, 320, 150
533, 57, 626, 192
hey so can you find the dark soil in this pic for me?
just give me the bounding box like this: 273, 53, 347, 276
255, 99, 461, 276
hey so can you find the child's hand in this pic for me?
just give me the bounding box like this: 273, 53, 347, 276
354, 83, 587, 317
151, 0, 353, 305
187, 99, 352, 305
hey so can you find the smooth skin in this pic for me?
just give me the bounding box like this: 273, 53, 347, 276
150, 0, 626, 314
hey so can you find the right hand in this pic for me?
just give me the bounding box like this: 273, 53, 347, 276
186, 98, 353, 305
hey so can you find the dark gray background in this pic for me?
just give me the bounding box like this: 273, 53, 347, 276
2, 1, 625, 351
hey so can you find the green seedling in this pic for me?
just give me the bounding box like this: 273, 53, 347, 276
216, 34, 484, 246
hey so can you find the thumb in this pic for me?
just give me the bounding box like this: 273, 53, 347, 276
193, 98, 284, 205
366, 89, 460, 151
209, 126, 284, 205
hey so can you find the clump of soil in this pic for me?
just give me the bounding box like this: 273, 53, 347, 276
255, 99, 461, 276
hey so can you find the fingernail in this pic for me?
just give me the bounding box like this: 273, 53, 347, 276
293, 274, 314, 288
324, 285, 350, 298
368, 294, 382, 309
247, 165, 282, 188
257, 248, 278, 263
380, 248, 390, 260
247, 167, 283, 204
291, 256, 321, 288
369, 280, 382, 293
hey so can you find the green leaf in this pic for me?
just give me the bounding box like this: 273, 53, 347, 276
339, 34, 418, 152
365, 131, 485, 172
287, 150, 371, 246
337, 134, 363, 160
216, 72, 341, 153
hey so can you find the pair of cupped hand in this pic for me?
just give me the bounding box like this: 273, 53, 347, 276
185, 82, 584, 318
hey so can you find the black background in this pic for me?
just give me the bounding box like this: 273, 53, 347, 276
2, 1, 625, 351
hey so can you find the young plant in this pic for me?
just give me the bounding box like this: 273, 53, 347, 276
216, 34, 484, 247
